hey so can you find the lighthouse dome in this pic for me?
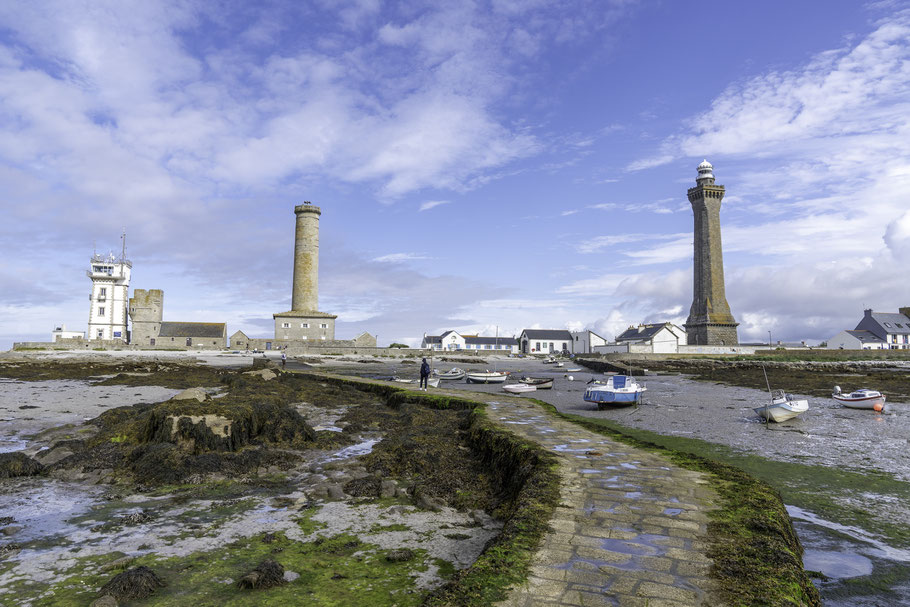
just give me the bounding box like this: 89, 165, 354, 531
696, 159, 715, 183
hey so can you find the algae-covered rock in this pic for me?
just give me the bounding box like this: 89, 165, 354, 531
142, 399, 316, 453
170, 387, 208, 402
89, 595, 118, 607
99, 565, 165, 601
0, 452, 45, 479
243, 368, 278, 381
238, 559, 286, 589
385, 548, 415, 562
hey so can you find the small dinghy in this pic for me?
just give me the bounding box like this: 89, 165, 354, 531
503, 383, 537, 394
465, 371, 509, 384
436, 367, 465, 381
519, 377, 553, 389
754, 389, 809, 423
833, 386, 886, 411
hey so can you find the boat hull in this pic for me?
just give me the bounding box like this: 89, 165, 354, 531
754, 399, 808, 423
466, 373, 508, 384
503, 383, 536, 394
833, 394, 886, 410
520, 377, 553, 389
583, 375, 645, 408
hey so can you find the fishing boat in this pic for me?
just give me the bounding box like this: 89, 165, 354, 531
833, 386, 886, 411
436, 367, 465, 381
465, 371, 509, 384
503, 383, 537, 394
754, 390, 809, 423
583, 375, 646, 407
519, 377, 553, 389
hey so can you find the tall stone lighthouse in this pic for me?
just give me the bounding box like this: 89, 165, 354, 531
684, 160, 739, 345
273, 202, 337, 342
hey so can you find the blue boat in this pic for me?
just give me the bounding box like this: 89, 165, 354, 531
583, 375, 646, 408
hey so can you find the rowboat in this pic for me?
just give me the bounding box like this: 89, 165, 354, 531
583, 375, 646, 407
753, 389, 809, 423
465, 371, 509, 384
832, 386, 886, 411
519, 377, 553, 390
436, 367, 465, 381
503, 383, 536, 394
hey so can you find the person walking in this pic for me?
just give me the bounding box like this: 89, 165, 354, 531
281, 351, 287, 368
419, 357, 431, 390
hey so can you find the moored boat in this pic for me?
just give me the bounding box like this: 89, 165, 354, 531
754, 389, 809, 423
436, 367, 466, 381
503, 383, 537, 394
519, 377, 553, 390
583, 375, 646, 408
465, 371, 509, 384
833, 386, 886, 411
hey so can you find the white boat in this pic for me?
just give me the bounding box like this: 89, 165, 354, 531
566, 368, 582, 372
465, 371, 509, 384
436, 367, 465, 381
428, 377, 440, 388
519, 377, 553, 389
754, 389, 809, 423
833, 386, 886, 411
503, 383, 537, 394
583, 375, 646, 407
542, 357, 557, 364
554, 362, 564, 368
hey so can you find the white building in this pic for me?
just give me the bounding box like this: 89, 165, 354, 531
596, 323, 686, 354
570, 330, 609, 354
518, 329, 574, 355
422, 330, 519, 354
87, 251, 131, 342
51, 324, 84, 342
827, 308, 910, 350
827, 330, 885, 350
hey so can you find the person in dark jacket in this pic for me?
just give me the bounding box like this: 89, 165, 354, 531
419, 358, 431, 390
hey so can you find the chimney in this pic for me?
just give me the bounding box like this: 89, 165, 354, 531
900, 307, 910, 319
864, 308, 873, 317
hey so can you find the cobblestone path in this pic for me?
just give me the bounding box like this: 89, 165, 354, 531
468, 393, 725, 607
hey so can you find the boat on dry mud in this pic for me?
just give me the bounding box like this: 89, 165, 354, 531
465, 371, 509, 384
503, 383, 537, 394
519, 377, 553, 389
436, 367, 465, 381
833, 386, 886, 411
583, 375, 646, 407
753, 390, 809, 423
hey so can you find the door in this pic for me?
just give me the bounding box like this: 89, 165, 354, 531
186, 338, 192, 346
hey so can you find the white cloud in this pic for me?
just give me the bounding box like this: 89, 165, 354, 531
419, 200, 451, 212
371, 252, 433, 263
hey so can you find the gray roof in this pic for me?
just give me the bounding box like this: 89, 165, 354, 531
869, 313, 910, 334
159, 322, 226, 338
615, 323, 682, 342
466, 336, 518, 346
521, 329, 573, 340
845, 330, 886, 343
423, 335, 443, 344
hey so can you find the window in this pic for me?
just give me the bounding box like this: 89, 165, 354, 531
562, 342, 567, 350
98, 307, 105, 316
282, 322, 290, 328
320, 323, 328, 329
97, 329, 104, 338
99, 287, 106, 297
535, 342, 540, 350
897, 324, 904, 328
301, 323, 308, 328
320, 335, 326, 340
885, 322, 892, 327
150, 338, 156, 345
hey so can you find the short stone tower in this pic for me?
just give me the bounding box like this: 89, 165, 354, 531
684, 160, 739, 345
129, 289, 163, 345
87, 247, 132, 342
274, 202, 337, 341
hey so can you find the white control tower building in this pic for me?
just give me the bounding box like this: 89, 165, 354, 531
87, 238, 132, 342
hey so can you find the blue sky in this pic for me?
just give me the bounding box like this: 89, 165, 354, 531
2, 0, 910, 349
